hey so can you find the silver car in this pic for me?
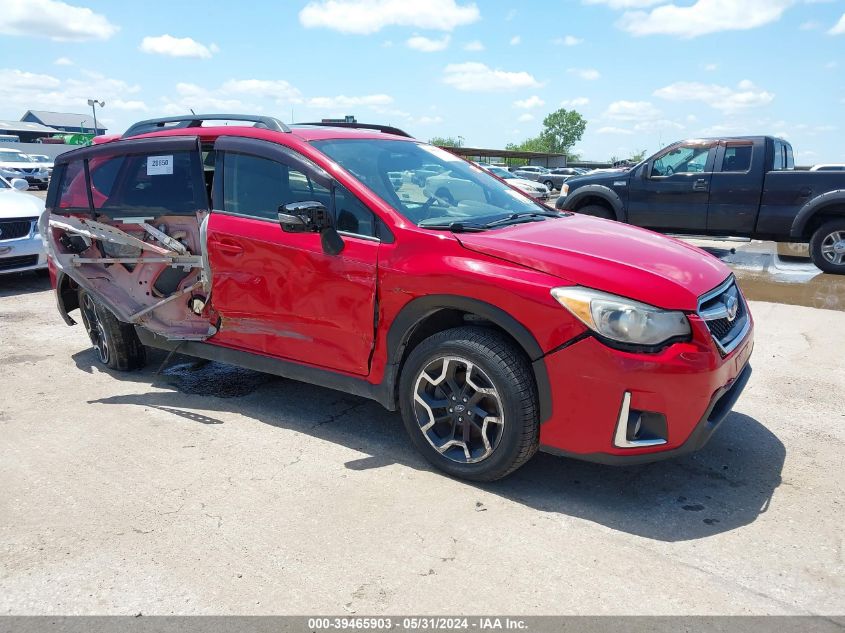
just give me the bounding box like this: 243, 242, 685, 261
0, 175, 47, 275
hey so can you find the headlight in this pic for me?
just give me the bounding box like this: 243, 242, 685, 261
551, 286, 691, 349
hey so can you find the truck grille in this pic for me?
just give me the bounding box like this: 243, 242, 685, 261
0, 218, 34, 241
697, 277, 749, 355
0, 254, 38, 271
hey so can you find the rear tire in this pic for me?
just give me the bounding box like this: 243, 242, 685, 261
810, 219, 845, 275
398, 326, 539, 481
577, 204, 616, 221
77, 289, 146, 371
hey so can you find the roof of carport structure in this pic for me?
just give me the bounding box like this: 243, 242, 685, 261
438, 146, 567, 166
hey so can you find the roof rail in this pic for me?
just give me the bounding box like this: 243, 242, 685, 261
123, 114, 291, 138
296, 121, 414, 139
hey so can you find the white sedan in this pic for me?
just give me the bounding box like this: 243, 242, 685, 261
479, 165, 550, 201
0, 175, 47, 275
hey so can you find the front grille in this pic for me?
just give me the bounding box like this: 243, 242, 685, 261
698, 277, 749, 355
0, 254, 38, 271
0, 218, 34, 240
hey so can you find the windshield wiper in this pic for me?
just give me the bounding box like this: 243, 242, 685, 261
482, 211, 562, 228
418, 221, 488, 233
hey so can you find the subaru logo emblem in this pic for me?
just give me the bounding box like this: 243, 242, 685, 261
724, 294, 739, 322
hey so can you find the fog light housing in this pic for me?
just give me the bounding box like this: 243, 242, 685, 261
614, 392, 668, 448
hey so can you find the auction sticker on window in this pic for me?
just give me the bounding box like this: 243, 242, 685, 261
147, 155, 173, 175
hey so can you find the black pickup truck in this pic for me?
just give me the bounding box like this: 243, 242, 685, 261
556, 136, 845, 274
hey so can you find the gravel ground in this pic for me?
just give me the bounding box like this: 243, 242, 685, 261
0, 274, 843, 615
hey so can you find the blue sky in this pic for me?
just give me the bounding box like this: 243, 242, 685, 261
1, 0, 844, 163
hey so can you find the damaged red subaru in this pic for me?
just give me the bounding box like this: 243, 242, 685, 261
42, 114, 753, 481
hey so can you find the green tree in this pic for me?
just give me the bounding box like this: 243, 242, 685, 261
629, 149, 648, 162
539, 108, 587, 155
429, 136, 464, 148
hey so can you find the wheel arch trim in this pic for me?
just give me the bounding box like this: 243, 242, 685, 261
790, 189, 845, 239
558, 184, 625, 221
385, 295, 553, 422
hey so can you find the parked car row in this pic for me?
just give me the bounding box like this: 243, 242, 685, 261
507, 165, 591, 191
0, 148, 53, 190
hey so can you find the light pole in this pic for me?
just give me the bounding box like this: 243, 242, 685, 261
87, 99, 105, 134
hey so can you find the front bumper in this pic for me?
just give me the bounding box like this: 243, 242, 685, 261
0, 223, 48, 274
538, 318, 754, 463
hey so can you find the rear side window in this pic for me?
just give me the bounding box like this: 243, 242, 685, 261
771, 140, 794, 171
720, 144, 752, 173
54, 147, 207, 216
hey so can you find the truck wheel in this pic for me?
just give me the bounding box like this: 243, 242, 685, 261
399, 326, 539, 481
577, 204, 616, 221
809, 219, 845, 275
77, 289, 146, 371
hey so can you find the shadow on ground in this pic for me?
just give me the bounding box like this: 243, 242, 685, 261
0, 272, 50, 298
76, 346, 784, 543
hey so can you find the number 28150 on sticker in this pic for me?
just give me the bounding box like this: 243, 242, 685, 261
147, 155, 173, 175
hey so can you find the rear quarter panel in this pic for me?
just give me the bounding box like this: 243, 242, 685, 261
758, 171, 845, 238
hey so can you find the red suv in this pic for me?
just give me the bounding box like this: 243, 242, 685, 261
42, 114, 754, 481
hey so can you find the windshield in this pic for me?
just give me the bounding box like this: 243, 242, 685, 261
0, 151, 30, 162
312, 139, 547, 228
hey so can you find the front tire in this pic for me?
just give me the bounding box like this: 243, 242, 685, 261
810, 219, 845, 275
399, 326, 539, 481
543, 180, 555, 191
78, 289, 146, 370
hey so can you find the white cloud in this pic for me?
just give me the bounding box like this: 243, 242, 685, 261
221, 79, 302, 102
618, 0, 794, 38
0, 68, 146, 127
0, 0, 118, 41
561, 97, 590, 107
406, 34, 450, 52
414, 115, 443, 125
54, 57, 73, 66
654, 79, 774, 113
829, 13, 845, 34
584, 0, 662, 7
140, 34, 219, 59
509, 35, 521, 45
443, 62, 541, 91
513, 95, 545, 109
603, 100, 661, 121
517, 113, 534, 122
554, 35, 583, 45
567, 67, 601, 80
703, 63, 718, 71
800, 20, 820, 30
306, 94, 394, 108
298, 0, 480, 34
597, 126, 634, 135
463, 40, 484, 51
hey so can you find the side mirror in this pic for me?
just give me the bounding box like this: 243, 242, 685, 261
11, 178, 28, 191
277, 200, 345, 255
278, 201, 329, 233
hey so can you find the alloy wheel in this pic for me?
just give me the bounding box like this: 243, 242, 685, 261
412, 356, 505, 464
820, 230, 845, 266
79, 293, 110, 364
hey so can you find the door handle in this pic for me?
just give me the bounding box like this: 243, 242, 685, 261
209, 239, 243, 255
693, 178, 708, 191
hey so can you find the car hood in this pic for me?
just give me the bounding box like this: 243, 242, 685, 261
456, 215, 729, 310
0, 189, 45, 219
